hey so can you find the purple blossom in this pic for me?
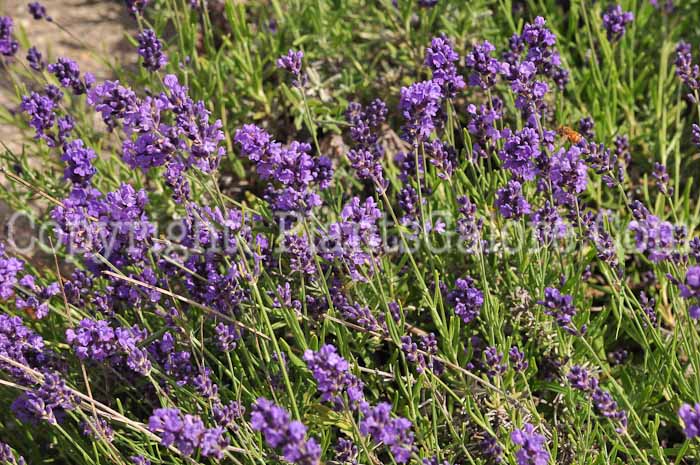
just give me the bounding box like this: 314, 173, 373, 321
465, 40, 502, 89
678, 266, 700, 319
320, 196, 382, 281
495, 180, 531, 219
250, 398, 321, 465
345, 99, 387, 184
602, 5, 634, 42
277, 49, 305, 86
533, 201, 567, 244
137, 29, 167, 72
675, 42, 699, 96
15, 275, 60, 320
0, 313, 46, 384
48, 57, 94, 95
0, 17, 19, 56
567, 366, 627, 431
27, 46, 44, 71
511, 423, 550, 465
359, 402, 414, 463
679, 403, 700, 439
214, 323, 239, 351
61, 139, 97, 185
447, 276, 483, 324
466, 100, 502, 159
0, 441, 26, 465
628, 201, 677, 263
425, 35, 465, 97
148, 408, 228, 458
83, 418, 115, 442
483, 346, 507, 378
0, 244, 24, 300
87, 80, 138, 131
20, 92, 57, 146
335, 438, 358, 465
124, 0, 148, 15
234, 124, 332, 215
578, 117, 595, 140
212, 400, 244, 429
548, 145, 588, 206
399, 80, 443, 144
12, 372, 77, 425
304, 344, 365, 409
456, 195, 484, 253
509, 346, 528, 372
499, 127, 540, 180
28, 2, 51, 20
538, 287, 584, 335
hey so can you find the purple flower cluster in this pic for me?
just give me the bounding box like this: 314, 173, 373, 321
148, 407, 228, 458
399, 80, 443, 144
425, 36, 465, 97
456, 195, 484, 253
359, 402, 414, 463
510, 423, 549, 465
48, 57, 94, 95
447, 276, 484, 324
499, 127, 540, 180
12, 372, 77, 425
0, 243, 24, 300
495, 180, 531, 219
0, 16, 19, 56
0, 314, 46, 383
0, 441, 26, 465
234, 124, 333, 215
679, 403, 700, 439
321, 196, 382, 281
65, 318, 151, 375
137, 29, 167, 71
401, 333, 444, 375
27, 46, 44, 70
88, 75, 225, 197
678, 266, 700, 319
466, 100, 502, 159
61, 139, 97, 185
277, 49, 305, 86
303, 344, 365, 409
675, 42, 699, 99
345, 99, 387, 185
14, 275, 60, 320
629, 201, 678, 263
28, 2, 51, 20
602, 5, 634, 42
538, 287, 584, 335
567, 365, 628, 431
250, 398, 321, 465
533, 201, 567, 244
465, 41, 502, 89
548, 145, 588, 206
20, 89, 74, 147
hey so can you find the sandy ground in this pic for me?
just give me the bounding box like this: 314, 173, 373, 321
0, 0, 136, 263
1, 0, 137, 149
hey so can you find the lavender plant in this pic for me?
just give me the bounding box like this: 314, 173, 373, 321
1, 1, 700, 465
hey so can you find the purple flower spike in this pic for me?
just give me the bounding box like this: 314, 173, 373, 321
250, 398, 321, 465
137, 29, 167, 72
0, 17, 19, 56
28, 2, 51, 20
602, 5, 634, 42
447, 276, 483, 324
680, 403, 700, 439
511, 423, 550, 465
